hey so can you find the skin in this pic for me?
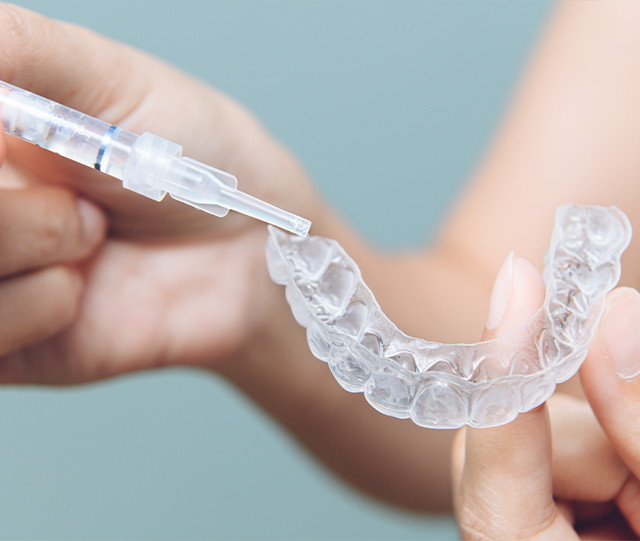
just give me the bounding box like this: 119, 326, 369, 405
1, 0, 640, 516
452, 284, 640, 539
0, 2, 456, 511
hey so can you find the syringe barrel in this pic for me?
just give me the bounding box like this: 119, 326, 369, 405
0, 81, 219, 206
0, 80, 138, 181
0, 80, 311, 236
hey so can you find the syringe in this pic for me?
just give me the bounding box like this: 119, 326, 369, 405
0, 80, 311, 237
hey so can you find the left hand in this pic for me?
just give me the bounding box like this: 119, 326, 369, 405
0, 4, 322, 384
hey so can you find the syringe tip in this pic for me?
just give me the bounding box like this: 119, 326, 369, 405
214, 184, 311, 236
291, 216, 311, 237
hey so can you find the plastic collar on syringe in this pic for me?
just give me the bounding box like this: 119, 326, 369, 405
121, 132, 311, 235
0, 82, 311, 236
266, 204, 632, 429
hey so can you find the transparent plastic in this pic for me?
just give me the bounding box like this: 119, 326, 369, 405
266, 205, 632, 428
0, 80, 310, 236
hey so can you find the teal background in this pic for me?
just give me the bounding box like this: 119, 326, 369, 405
2, 1, 551, 539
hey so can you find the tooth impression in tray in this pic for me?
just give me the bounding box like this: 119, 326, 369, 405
266, 205, 632, 428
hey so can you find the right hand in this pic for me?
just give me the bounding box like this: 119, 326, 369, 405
452, 287, 640, 539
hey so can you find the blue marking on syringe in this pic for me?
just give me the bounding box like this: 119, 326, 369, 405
94, 124, 118, 171
0, 79, 311, 236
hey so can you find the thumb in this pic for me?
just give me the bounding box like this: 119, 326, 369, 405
453, 253, 577, 540
482, 251, 545, 342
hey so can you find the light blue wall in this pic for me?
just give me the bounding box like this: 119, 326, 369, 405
1, 1, 551, 539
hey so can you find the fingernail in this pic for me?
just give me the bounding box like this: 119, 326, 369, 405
599, 288, 640, 379
76, 198, 105, 245
485, 251, 514, 331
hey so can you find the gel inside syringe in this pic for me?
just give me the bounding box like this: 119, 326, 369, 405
0, 80, 311, 236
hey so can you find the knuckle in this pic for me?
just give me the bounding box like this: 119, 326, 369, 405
0, 4, 29, 45
44, 267, 81, 325
0, 4, 55, 83
0, 266, 80, 357
24, 267, 81, 340
0, 188, 89, 276
31, 191, 83, 260
458, 516, 492, 541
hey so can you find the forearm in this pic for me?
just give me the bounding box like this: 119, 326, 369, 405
440, 0, 640, 287
219, 0, 640, 513
218, 204, 488, 512
218, 245, 457, 512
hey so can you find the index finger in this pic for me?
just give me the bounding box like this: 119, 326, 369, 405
580, 288, 640, 471
0, 186, 106, 276
580, 287, 640, 533
0, 3, 151, 119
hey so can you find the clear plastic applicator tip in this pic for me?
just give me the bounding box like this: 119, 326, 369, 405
291, 216, 312, 237
217, 186, 311, 237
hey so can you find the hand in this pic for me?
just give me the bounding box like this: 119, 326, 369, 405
0, 4, 326, 384
0, 6, 458, 511
452, 285, 640, 539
